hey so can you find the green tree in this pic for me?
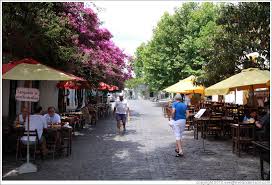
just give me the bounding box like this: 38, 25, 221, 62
199, 2, 270, 86
2, 3, 79, 70
125, 78, 144, 89
132, 43, 146, 78
133, 2, 220, 91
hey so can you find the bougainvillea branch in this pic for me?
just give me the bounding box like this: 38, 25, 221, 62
61, 2, 132, 88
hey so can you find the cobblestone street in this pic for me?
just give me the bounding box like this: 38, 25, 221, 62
3, 100, 262, 180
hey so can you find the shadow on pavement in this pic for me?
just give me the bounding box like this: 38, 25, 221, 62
2, 117, 148, 180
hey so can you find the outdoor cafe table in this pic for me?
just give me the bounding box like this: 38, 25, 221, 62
63, 111, 83, 119
62, 112, 84, 128
194, 116, 235, 140
61, 115, 78, 133
66, 111, 83, 115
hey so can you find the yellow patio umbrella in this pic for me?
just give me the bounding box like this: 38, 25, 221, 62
266, 80, 270, 87
163, 75, 205, 94
3, 58, 84, 81
205, 68, 270, 96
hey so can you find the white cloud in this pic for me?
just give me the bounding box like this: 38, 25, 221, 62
87, 1, 183, 56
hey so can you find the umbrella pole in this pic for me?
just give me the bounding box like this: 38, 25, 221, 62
234, 89, 237, 104
249, 85, 255, 107
27, 103, 30, 163
252, 85, 255, 107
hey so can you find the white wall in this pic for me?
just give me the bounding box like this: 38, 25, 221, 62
212, 95, 218, 102
2, 80, 10, 118
236, 91, 244, 105
39, 81, 59, 112
224, 90, 244, 105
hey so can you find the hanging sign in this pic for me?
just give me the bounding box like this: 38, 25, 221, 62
15, 87, 40, 102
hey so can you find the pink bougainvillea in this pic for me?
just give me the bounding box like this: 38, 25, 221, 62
60, 2, 132, 88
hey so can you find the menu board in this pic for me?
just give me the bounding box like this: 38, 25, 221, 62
194, 109, 206, 119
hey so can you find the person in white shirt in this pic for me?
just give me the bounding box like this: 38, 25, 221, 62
113, 93, 129, 133
21, 106, 48, 154
43, 106, 61, 125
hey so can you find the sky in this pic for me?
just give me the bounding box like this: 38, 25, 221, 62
86, 1, 184, 56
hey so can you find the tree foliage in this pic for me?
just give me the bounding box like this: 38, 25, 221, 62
125, 78, 145, 89
132, 2, 270, 90
2, 2, 132, 88
198, 2, 270, 86
133, 2, 221, 91
2, 3, 76, 67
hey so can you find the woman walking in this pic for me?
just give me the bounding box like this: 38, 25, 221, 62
171, 94, 189, 157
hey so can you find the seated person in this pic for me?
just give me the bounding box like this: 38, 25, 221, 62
21, 106, 48, 154
243, 110, 257, 123
255, 103, 270, 128
15, 106, 29, 126
255, 103, 270, 141
43, 106, 61, 125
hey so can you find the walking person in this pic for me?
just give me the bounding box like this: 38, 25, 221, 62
113, 93, 129, 133
171, 93, 189, 157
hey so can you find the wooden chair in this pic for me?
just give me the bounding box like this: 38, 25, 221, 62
81, 106, 92, 125
232, 123, 255, 157
15, 127, 25, 160
44, 129, 59, 160
207, 115, 222, 137
16, 129, 41, 161
162, 104, 168, 118
165, 107, 172, 121
186, 110, 194, 131
60, 127, 72, 156
222, 116, 235, 137
88, 105, 97, 125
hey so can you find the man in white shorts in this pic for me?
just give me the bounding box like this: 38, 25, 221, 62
113, 93, 129, 133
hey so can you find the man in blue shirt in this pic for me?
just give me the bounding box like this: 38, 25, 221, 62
171, 94, 189, 157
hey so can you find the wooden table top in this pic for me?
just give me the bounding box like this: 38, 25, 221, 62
194, 117, 210, 121
231, 123, 255, 127
61, 116, 76, 120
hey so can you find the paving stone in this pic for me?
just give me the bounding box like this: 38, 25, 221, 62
2, 100, 262, 180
